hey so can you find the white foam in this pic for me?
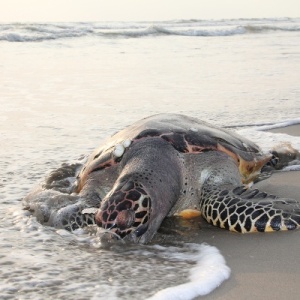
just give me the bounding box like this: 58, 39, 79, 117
10, 207, 43, 232
237, 120, 300, 155
254, 118, 300, 131
1, 18, 299, 42
149, 24, 246, 37
147, 244, 230, 300
245, 24, 300, 33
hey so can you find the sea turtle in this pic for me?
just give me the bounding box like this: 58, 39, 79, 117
23, 113, 300, 243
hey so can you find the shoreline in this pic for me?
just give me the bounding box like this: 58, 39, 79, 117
256, 123, 300, 200
267, 123, 300, 137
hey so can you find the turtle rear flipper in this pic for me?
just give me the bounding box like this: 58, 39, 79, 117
48, 203, 97, 231
200, 185, 300, 233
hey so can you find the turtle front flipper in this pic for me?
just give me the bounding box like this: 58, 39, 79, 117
200, 185, 300, 233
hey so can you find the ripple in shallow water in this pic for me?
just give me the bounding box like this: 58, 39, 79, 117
0, 208, 230, 300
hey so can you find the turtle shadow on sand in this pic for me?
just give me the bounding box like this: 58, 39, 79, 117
23, 114, 300, 244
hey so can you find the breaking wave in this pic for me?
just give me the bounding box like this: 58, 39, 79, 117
1, 18, 299, 42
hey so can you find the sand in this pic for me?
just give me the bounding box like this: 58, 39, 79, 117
267, 124, 300, 137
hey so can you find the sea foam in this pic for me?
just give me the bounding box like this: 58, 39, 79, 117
237, 118, 300, 171
254, 117, 300, 131
237, 118, 300, 152
147, 244, 230, 300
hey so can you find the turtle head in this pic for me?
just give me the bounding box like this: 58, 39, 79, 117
238, 153, 273, 184
95, 137, 182, 243
95, 178, 156, 243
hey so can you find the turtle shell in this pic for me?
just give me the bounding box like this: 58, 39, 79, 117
77, 113, 271, 190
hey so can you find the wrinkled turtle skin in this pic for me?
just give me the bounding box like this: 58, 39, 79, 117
23, 114, 300, 243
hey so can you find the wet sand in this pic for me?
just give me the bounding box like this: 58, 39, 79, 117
200, 124, 300, 300
267, 124, 300, 137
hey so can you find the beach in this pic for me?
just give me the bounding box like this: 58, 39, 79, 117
0, 19, 300, 299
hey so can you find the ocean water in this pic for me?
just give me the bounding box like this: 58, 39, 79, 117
1, 18, 300, 299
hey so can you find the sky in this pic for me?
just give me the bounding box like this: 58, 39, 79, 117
0, 0, 299, 22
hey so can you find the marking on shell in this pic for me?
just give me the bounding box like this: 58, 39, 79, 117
122, 139, 132, 148
82, 208, 98, 214
113, 144, 125, 157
